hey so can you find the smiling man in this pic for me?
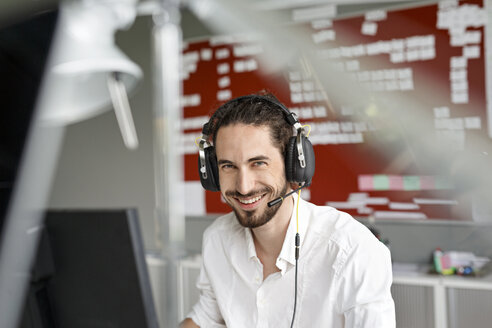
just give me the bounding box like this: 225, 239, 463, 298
181, 94, 395, 327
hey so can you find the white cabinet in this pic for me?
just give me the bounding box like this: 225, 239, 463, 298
148, 256, 492, 327
393, 269, 492, 328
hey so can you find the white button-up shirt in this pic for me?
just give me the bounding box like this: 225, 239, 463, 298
188, 195, 395, 327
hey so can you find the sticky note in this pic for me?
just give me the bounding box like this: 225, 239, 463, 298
218, 76, 231, 88
420, 176, 435, 190
217, 89, 232, 101
358, 175, 373, 190
215, 48, 230, 59
201, 48, 212, 61
452, 91, 469, 104
463, 46, 480, 59
433, 107, 450, 118
403, 176, 420, 190
373, 175, 390, 190
389, 175, 404, 190
217, 63, 230, 74
464, 116, 481, 129
361, 21, 378, 36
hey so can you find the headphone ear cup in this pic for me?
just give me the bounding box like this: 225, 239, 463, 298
284, 136, 315, 185
284, 137, 297, 183
199, 147, 220, 192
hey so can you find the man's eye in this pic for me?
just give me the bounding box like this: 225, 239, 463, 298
253, 161, 267, 167
221, 164, 234, 170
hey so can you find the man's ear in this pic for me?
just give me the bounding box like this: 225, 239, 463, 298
290, 182, 300, 191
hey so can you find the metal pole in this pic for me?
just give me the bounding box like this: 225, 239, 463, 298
0, 115, 65, 328
152, 1, 186, 327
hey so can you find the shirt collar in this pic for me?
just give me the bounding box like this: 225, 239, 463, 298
245, 228, 257, 260
277, 193, 308, 274
242, 193, 309, 270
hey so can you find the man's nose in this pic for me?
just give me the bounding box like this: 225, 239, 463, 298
236, 168, 255, 195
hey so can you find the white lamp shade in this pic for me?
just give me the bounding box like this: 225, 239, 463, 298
40, 0, 142, 125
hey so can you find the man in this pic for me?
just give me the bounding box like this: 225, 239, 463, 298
181, 94, 395, 327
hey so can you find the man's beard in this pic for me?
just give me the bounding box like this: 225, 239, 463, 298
226, 182, 289, 229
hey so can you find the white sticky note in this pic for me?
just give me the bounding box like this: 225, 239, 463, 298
354, 122, 367, 132
350, 133, 364, 143
390, 52, 405, 63
291, 93, 303, 104
450, 56, 467, 69
398, 68, 412, 79
302, 81, 315, 91
384, 69, 396, 80
463, 46, 480, 59
313, 106, 327, 117
451, 118, 464, 130
184, 181, 206, 216
366, 43, 380, 56
449, 69, 467, 81
464, 116, 481, 129
361, 21, 378, 36
451, 34, 466, 47
451, 81, 468, 92
365, 10, 387, 21
451, 91, 469, 104
185, 63, 197, 74
399, 79, 414, 91
289, 71, 302, 81
433, 106, 450, 118
201, 48, 213, 61
465, 31, 482, 44
406, 36, 422, 48
423, 35, 435, 47
233, 60, 245, 73
439, 0, 458, 11
233, 44, 263, 57
352, 45, 366, 57
300, 107, 314, 119
346, 60, 360, 71
217, 89, 232, 101
215, 48, 230, 60
437, 10, 452, 29
420, 47, 436, 60
183, 51, 199, 63
326, 48, 341, 59
245, 58, 258, 71
217, 63, 230, 74
406, 49, 420, 62
218, 76, 231, 88
312, 29, 336, 44
449, 24, 466, 36
371, 81, 385, 92
303, 92, 316, 102
341, 47, 353, 58
290, 82, 302, 93
391, 39, 405, 52
385, 80, 399, 91
371, 70, 384, 81
311, 19, 333, 29
379, 41, 392, 53
341, 122, 354, 132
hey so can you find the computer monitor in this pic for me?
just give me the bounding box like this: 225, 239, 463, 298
19, 209, 159, 328
0, 5, 57, 236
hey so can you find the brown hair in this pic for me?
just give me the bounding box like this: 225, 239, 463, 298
208, 93, 293, 157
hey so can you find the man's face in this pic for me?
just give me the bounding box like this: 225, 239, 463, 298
215, 123, 289, 228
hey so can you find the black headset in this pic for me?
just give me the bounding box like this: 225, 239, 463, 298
197, 95, 315, 192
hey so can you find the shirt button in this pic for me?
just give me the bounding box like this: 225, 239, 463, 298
255, 276, 261, 283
